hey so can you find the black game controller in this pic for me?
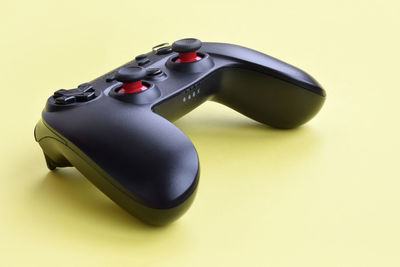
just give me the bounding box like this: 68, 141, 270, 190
34, 38, 326, 225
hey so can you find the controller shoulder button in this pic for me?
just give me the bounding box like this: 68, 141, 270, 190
156, 46, 173, 55
152, 42, 169, 51
152, 42, 173, 55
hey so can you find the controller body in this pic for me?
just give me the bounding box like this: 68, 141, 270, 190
35, 39, 326, 225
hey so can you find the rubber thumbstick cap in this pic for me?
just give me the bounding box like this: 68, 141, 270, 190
172, 38, 202, 53
115, 66, 147, 83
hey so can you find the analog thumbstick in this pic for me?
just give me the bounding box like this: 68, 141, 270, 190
171, 38, 202, 63
115, 66, 148, 94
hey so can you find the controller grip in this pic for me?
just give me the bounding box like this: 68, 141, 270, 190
35, 108, 199, 225
212, 67, 325, 129
201, 43, 325, 128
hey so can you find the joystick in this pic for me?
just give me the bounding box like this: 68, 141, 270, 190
115, 66, 148, 94
172, 38, 202, 63
34, 38, 326, 225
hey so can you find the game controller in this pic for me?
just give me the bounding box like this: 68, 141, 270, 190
34, 38, 326, 225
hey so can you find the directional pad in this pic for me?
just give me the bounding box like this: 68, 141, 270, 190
53, 83, 97, 105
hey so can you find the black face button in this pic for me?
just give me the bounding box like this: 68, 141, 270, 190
52, 83, 97, 105
135, 54, 147, 61
115, 66, 147, 83
147, 68, 163, 77
137, 58, 150, 66
172, 38, 202, 53
105, 73, 116, 82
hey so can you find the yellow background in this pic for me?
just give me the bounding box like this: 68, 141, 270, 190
1, 0, 399, 266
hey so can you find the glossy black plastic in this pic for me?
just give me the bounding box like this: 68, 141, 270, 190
35, 40, 326, 225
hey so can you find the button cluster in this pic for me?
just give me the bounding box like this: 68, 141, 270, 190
106, 39, 203, 89
53, 83, 96, 105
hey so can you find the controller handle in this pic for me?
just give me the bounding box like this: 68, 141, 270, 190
36, 101, 199, 226
200, 43, 326, 129
35, 39, 326, 226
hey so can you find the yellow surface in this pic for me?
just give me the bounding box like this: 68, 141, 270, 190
1, 0, 399, 266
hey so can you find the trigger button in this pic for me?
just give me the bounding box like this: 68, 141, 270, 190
152, 42, 169, 51
156, 46, 173, 55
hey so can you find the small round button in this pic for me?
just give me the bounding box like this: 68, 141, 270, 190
172, 38, 202, 53
135, 54, 147, 61
105, 73, 115, 82
147, 68, 163, 76
138, 59, 150, 66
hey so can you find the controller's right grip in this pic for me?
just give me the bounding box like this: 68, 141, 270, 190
212, 67, 325, 129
